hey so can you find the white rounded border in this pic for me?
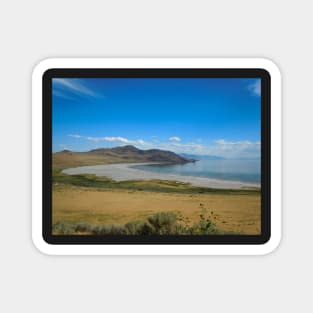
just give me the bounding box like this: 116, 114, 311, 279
32, 58, 281, 255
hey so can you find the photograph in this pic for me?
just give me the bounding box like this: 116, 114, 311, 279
52, 77, 261, 236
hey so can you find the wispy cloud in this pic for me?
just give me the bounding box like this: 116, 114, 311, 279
170, 142, 203, 150
68, 134, 147, 146
247, 79, 261, 97
214, 139, 260, 146
52, 89, 75, 100
211, 139, 260, 158
169, 136, 181, 142
103, 136, 132, 143
53, 78, 102, 99
68, 134, 82, 139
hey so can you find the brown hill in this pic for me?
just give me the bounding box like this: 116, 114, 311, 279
53, 145, 193, 170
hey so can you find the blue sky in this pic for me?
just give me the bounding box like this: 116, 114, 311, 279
52, 77, 261, 158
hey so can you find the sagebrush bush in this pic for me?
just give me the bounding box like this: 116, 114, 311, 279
74, 223, 92, 233
147, 212, 177, 234
52, 208, 219, 235
91, 224, 126, 235
52, 221, 76, 234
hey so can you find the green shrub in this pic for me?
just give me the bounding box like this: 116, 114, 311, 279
52, 209, 220, 235
91, 224, 126, 235
125, 220, 148, 235
147, 212, 177, 234
52, 221, 75, 234
74, 223, 92, 233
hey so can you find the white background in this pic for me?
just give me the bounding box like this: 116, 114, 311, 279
0, 0, 311, 312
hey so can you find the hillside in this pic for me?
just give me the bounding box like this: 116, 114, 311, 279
53, 145, 193, 169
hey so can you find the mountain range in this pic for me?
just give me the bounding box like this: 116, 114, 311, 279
53, 145, 194, 169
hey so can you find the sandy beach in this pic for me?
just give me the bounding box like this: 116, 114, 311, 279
62, 162, 260, 190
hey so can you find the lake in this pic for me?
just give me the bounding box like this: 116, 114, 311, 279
132, 159, 261, 184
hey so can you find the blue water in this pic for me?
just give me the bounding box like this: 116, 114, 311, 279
133, 159, 261, 184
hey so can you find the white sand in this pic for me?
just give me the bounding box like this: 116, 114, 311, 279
62, 162, 260, 190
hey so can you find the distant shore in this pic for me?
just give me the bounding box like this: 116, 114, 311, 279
62, 162, 260, 190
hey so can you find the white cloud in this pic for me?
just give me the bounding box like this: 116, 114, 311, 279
67, 134, 260, 158
137, 139, 145, 145
86, 136, 105, 142
151, 142, 206, 155
247, 79, 261, 97
68, 134, 82, 139
169, 136, 181, 142
214, 139, 227, 145
68, 134, 146, 146
214, 139, 260, 147
52, 89, 75, 100
211, 139, 261, 158
103, 136, 131, 143
53, 78, 101, 98
102, 137, 147, 146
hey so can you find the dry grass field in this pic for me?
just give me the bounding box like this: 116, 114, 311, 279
53, 185, 261, 234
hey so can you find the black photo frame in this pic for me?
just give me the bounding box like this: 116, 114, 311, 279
42, 68, 270, 245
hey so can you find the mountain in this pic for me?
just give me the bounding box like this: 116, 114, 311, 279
53, 145, 194, 169
180, 153, 224, 160
89, 145, 193, 163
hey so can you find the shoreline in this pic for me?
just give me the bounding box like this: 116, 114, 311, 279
62, 162, 260, 190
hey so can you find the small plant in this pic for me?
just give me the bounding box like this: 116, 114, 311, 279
192, 207, 218, 234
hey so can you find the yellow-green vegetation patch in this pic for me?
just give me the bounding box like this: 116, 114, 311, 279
53, 169, 260, 195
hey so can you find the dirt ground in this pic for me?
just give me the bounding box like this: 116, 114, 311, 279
53, 186, 261, 234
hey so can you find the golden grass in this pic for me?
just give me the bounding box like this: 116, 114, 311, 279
53, 185, 261, 234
